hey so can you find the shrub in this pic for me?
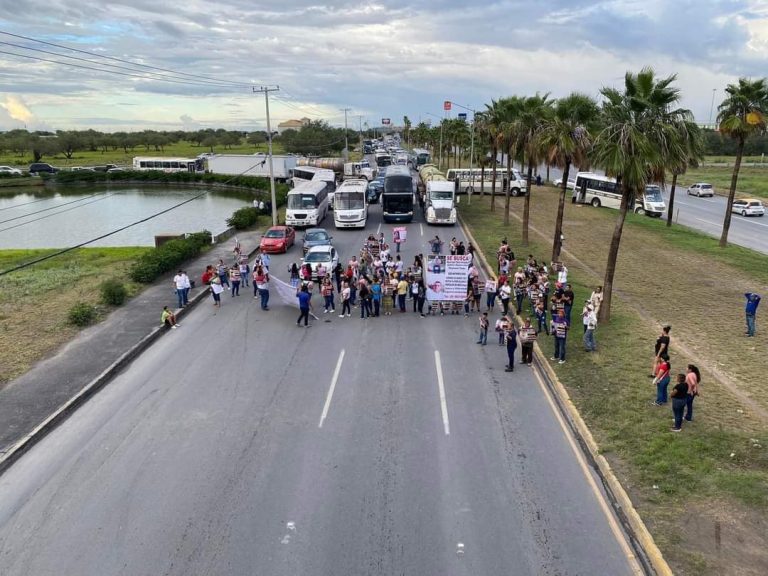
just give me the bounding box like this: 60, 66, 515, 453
100, 278, 127, 306
129, 230, 212, 283
227, 207, 260, 230
68, 302, 97, 326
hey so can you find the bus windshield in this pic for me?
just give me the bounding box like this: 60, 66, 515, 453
288, 194, 317, 209
335, 193, 365, 210
384, 175, 413, 195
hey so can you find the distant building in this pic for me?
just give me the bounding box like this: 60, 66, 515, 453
277, 117, 310, 135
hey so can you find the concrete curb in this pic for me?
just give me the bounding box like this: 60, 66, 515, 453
0, 245, 260, 478
459, 214, 671, 576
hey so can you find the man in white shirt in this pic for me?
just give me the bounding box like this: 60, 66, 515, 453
557, 263, 568, 285
173, 270, 187, 308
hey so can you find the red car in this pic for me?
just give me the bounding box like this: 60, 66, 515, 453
259, 225, 295, 253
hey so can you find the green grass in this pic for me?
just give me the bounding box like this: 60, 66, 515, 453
0, 140, 287, 170
460, 197, 768, 574
675, 164, 768, 199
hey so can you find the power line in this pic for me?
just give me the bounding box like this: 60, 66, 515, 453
0, 194, 114, 234
0, 49, 241, 89
0, 29, 254, 87
0, 195, 57, 212
0, 192, 106, 225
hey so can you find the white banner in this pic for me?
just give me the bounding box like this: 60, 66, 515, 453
425, 255, 470, 301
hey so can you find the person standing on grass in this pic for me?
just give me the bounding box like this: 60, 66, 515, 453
535, 300, 548, 335
519, 317, 536, 366
590, 285, 604, 317
583, 304, 597, 352
551, 309, 568, 364
684, 364, 701, 422
670, 373, 689, 432
652, 357, 671, 406
503, 316, 518, 372
745, 292, 761, 337
650, 325, 671, 378
296, 284, 312, 327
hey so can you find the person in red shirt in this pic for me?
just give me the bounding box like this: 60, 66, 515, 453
201, 265, 215, 285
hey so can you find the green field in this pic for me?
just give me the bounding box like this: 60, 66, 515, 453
675, 164, 768, 199
0, 140, 287, 170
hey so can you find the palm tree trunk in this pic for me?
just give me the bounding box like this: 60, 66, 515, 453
480, 167, 485, 197
719, 137, 744, 247
600, 185, 632, 323
523, 160, 533, 246
490, 146, 498, 212
552, 160, 571, 261
504, 146, 513, 226
665, 172, 678, 227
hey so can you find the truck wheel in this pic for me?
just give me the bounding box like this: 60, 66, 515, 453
511, 188, 520, 197
591, 198, 601, 208
635, 206, 645, 215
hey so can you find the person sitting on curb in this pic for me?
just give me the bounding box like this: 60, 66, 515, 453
161, 306, 180, 329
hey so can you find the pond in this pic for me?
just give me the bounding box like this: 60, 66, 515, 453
0, 186, 254, 249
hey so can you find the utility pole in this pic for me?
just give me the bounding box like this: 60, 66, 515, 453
358, 115, 364, 157
253, 85, 279, 226
447, 101, 477, 205
709, 88, 717, 128
341, 108, 351, 161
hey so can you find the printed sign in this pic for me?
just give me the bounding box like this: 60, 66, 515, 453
381, 118, 391, 125
443, 101, 452, 111
458, 113, 467, 121
393, 226, 406, 244
425, 254, 471, 301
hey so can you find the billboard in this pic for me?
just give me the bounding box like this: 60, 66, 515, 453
381, 118, 391, 125
443, 101, 452, 111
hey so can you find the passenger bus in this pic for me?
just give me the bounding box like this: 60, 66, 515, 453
285, 180, 330, 227
445, 167, 527, 196
333, 179, 368, 229
570, 172, 666, 217
412, 148, 431, 168
382, 165, 414, 223
132, 157, 203, 172
290, 166, 337, 205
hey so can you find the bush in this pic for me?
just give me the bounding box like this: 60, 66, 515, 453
68, 302, 97, 326
100, 278, 127, 306
129, 231, 212, 283
227, 207, 260, 230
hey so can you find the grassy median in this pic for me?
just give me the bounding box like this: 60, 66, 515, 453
460, 190, 768, 575
675, 164, 768, 199
0, 247, 149, 387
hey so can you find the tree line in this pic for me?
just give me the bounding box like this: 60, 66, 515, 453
407, 71, 768, 323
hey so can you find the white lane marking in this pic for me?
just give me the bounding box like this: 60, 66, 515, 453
695, 217, 722, 228
531, 368, 643, 574
420, 223, 424, 236
319, 349, 345, 428
742, 217, 768, 228
377, 222, 381, 234
434, 350, 450, 435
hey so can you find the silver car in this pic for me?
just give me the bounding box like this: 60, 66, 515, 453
686, 183, 714, 197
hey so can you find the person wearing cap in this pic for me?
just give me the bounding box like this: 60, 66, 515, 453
583, 304, 597, 352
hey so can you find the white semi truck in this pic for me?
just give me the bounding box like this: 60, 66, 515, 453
424, 181, 458, 225
204, 154, 297, 182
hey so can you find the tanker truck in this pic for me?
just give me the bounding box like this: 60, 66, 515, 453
418, 165, 457, 225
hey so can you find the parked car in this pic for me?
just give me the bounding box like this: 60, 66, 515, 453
71, 166, 96, 172
28, 163, 58, 175
259, 225, 296, 253
302, 245, 339, 279
107, 167, 125, 173
0, 166, 22, 175
686, 182, 714, 197
731, 198, 765, 217
554, 177, 575, 188
367, 181, 383, 204
302, 227, 332, 255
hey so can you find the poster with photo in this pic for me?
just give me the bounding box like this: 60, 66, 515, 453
393, 226, 406, 245
425, 254, 471, 301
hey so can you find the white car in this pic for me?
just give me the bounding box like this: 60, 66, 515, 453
731, 199, 765, 217
554, 178, 576, 188
302, 245, 339, 279
686, 183, 714, 197
0, 166, 22, 175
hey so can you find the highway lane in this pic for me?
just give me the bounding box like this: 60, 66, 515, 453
0, 196, 641, 575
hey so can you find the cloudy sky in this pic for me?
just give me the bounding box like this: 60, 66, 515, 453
1, 0, 766, 132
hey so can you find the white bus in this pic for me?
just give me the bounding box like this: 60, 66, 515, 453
285, 180, 331, 227
333, 179, 368, 229
446, 167, 527, 196
411, 148, 431, 168
132, 157, 203, 172
570, 172, 666, 217
291, 166, 337, 206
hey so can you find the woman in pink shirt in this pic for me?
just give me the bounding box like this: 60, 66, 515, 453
684, 364, 701, 422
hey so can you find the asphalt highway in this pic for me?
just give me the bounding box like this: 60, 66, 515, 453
0, 189, 641, 575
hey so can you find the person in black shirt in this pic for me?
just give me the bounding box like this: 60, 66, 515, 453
563, 283, 575, 324
651, 325, 671, 377
670, 373, 688, 431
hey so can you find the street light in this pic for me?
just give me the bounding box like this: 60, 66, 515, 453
447, 101, 477, 205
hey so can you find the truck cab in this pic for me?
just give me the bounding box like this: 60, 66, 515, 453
425, 180, 457, 225
344, 161, 375, 181
635, 184, 666, 217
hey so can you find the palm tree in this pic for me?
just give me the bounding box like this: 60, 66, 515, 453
482, 100, 505, 212
665, 119, 704, 227
593, 67, 691, 322
402, 116, 412, 148
513, 94, 553, 245
716, 78, 768, 246
498, 96, 524, 226
540, 93, 600, 261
